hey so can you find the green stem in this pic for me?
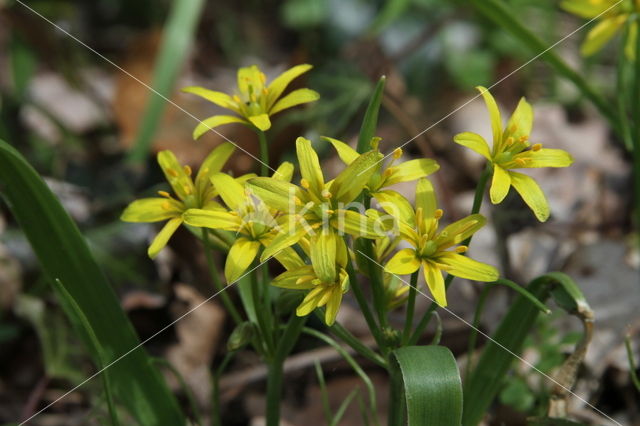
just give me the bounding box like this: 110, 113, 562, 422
464, 285, 491, 384
401, 272, 418, 345
257, 129, 269, 177
617, 21, 633, 151
633, 11, 640, 246
408, 165, 491, 345
322, 316, 387, 368
202, 230, 243, 325
211, 352, 234, 426
266, 314, 307, 426
251, 264, 275, 357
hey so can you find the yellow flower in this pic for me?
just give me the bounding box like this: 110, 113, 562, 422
183, 64, 319, 137
384, 179, 499, 307
182, 164, 302, 283
247, 137, 386, 266
561, 0, 637, 58
121, 143, 235, 258
271, 232, 350, 325
454, 87, 573, 222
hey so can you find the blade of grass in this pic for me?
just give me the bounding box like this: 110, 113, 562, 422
0, 140, 184, 425
357, 76, 386, 153
127, 0, 205, 163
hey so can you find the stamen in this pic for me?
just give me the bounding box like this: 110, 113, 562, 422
532, 143, 542, 152
158, 191, 171, 198
260, 72, 267, 83
370, 137, 381, 150
519, 135, 529, 143
161, 201, 171, 210
515, 158, 527, 166
434, 209, 444, 219
183, 165, 192, 176
509, 124, 518, 133
167, 168, 179, 177
300, 178, 310, 189
262, 88, 269, 95
392, 148, 403, 159
250, 94, 257, 102
455, 245, 468, 253
293, 196, 304, 206
322, 190, 332, 199
416, 207, 423, 225
183, 185, 192, 195
505, 137, 515, 146
325, 209, 335, 215
383, 168, 393, 178
233, 95, 241, 103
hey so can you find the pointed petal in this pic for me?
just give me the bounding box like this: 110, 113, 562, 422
560, 0, 618, 18
261, 226, 307, 261
310, 230, 337, 283
121, 198, 182, 222
271, 265, 317, 289
225, 238, 260, 283
248, 177, 303, 212
435, 252, 499, 282
210, 173, 246, 211
331, 150, 383, 203
384, 158, 440, 186
248, 113, 271, 131
332, 209, 384, 239
323, 136, 359, 164
237, 65, 266, 95
507, 148, 574, 169
375, 190, 415, 228
193, 115, 248, 140
504, 97, 533, 143
181, 86, 238, 110
148, 217, 182, 258
477, 86, 503, 145
509, 171, 550, 222
324, 286, 343, 326
490, 165, 511, 204
581, 15, 625, 56
296, 285, 325, 316
453, 132, 492, 161
296, 137, 325, 198
415, 178, 438, 219
272, 161, 294, 181
422, 260, 447, 307
384, 248, 421, 275
435, 214, 486, 250
195, 142, 236, 189
269, 88, 319, 115
157, 150, 195, 201
182, 208, 242, 231
266, 64, 313, 108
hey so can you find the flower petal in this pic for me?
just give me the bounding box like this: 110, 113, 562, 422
332, 209, 385, 239
248, 177, 303, 212
477, 86, 503, 145
296, 285, 325, 316
323, 136, 359, 164
271, 265, 316, 289
422, 260, 447, 307
504, 97, 533, 144
195, 142, 235, 191
453, 132, 492, 161
490, 165, 511, 204
248, 113, 271, 131
261, 225, 307, 261
374, 190, 415, 228
435, 214, 486, 250
560, 0, 619, 18
310, 230, 337, 283
384, 248, 421, 275
157, 150, 195, 201
193, 115, 248, 140
296, 137, 325, 199
269, 88, 319, 115
182, 208, 242, 231
509, 171, 550, 222
385, 158, 440, 186
435, 252, 499, 282
225, 238, 260, 283
508, 148, 574, 169
272, 161, 294, 182
121, 198, 182, 222
237, 65, 266, 96
181, 86, 238, 111
324, 286, 344, 326
266, 64, 313, 108
581, 15, 626, 57
331, 150, 383, 203
415, 178, 438, 219
210, 172, 246, 211
148, 217, 182, 258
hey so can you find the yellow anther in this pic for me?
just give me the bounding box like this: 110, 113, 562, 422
370, 137, 381, 150
416, 207, 424, 225
260, 73, 267, 83
434, 209, 444, 219
383, 168, 393, 178
515, 158, 528, 166
250, 94, 257, 102
326, 209, 335, 215
183, 185, 192, 195
505, 137, 515, 146
229, 211, 239, 216
161, 201, 171, 210
532, 143, 542, 152
509, 124, 518, 133
392, 148, 403, 159
519, 135, 529, 143
300, 178, 310, 189
183, 165, 192, 176
294, 196, 304, 206
233, 95, 241, 103
158, 190, 171, 198
455, 245, 468, 254
322, 190, 332, 199
167, 168, 179, 177
262, 88, 269, 95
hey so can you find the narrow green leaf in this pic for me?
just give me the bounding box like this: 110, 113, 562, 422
0, 140, 184, 425
462, 272, 591, 426
368, 0, 412, 35
127, 0, 205, 163
390, 345, 463, 426
357, 76, 386, 153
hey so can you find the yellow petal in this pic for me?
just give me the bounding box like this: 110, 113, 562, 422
422, 260, 447, 307
225, 238, 260, 283
331, 150, 383, 203
237, 65, 265, 95
195, 142, 236, 191
273, 246, 306, 271
269, 88, 319, 115
248, 113, 271, 131
581, 15, 625, 57
384, 158, 440, 186
266, 64, 313, 108
435, 214, 486, 250
490, 165, 511, 204
324, 286, 344, 326
193, 115, 248, 140
384, 248, 421, 275
332, 209, 384, 239
375, 190, 415, 228
261, 225, 307, 261
148, 217, 182, 258
248, 177, 304, 212
435, 252, 499, 282
477, 86, 503, 145
121, 198, 182, 223
181, 86, 238, 111
415, 178, 438, 219
157, 151, 195, 201
504, 97, 533, 145
323, 136, 359, 164
560, 0, 619, 18
272, 161, 295, 182
182, 208, 242, 231
210, 173, 246, 211
296, 137, 325, 199
508, 148, 574, 169
453, 132, 492, 161
509, 171, 550, 222
296, 285, 325, 316
310, 230, 337, 283
271, 265, 316, 289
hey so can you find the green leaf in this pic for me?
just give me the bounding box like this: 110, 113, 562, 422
0, 140, 184, 425
357, 76, 386, 154
127, 0, 205, 163
390, 345, 463, 426
462, 272, 592, 426
368, 0, 412, 35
